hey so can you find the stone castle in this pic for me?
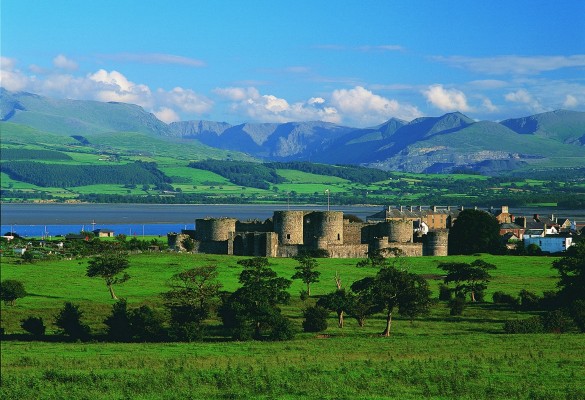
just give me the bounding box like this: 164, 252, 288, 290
168, 208, 449, 258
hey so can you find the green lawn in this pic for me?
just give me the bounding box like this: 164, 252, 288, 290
1, 252, 584, 399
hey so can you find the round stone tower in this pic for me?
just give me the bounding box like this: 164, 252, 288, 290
387, 220, 413, 243
311, 211, 344, 244
273, 210, 304, 245
423, 230, 449, 256
195, 218, 236, 241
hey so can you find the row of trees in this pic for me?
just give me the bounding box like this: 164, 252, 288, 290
0, 161, 170, 187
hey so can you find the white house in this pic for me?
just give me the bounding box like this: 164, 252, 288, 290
523, 234, 574, 254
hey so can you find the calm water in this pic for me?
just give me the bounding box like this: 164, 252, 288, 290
0, 203, 381, 237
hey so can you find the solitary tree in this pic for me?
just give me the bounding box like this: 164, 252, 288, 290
86, 252, 130, 299
352, 266, 432, 336
448, 209, 503, 255
317, 288, 354, 328
291, 255, 321, 296
219, 262, 292, 340
162, 265, 222, 341
1, 279, 27, 306
438, 259, 496, 302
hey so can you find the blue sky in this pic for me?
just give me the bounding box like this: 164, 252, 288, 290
2, 0, 584, 126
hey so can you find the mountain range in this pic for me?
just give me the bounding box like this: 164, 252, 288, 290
2, 88, 584, 174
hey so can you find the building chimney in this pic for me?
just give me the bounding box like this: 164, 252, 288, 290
534, 214, 539, 222
400, 205, 404, 212
432, 206, 437, 212
501, 205, 508, 214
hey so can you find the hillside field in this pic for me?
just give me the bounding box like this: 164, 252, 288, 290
1, 252, 584, 399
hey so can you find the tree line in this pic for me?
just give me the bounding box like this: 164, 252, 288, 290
0, 149, 73, 161
189, 160, 286, 190
0, 161, 171, 187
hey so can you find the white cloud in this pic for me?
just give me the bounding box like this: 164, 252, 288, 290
434, 55, 585, 75
88, 69, 152, 107
563, 94, 578, 108
423, 84, 470, 112
0, 57, 31, 91
330, 86, 421, 125
53, 54, 78, 71
504, 89, 544, 113
214, 87, 260, 101
481, 98, 498, 112
160, 87, 213, 114
308, 97, 325, 105
215, 86, 342, 124
154, 107, 181, 123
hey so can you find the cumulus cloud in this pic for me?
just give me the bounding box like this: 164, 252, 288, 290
154, 107, 181, 123
53, 54, 78, 71
330, 86, 422, 125
434, 54, 585, 75
423, 84, 470, 112
504, 89, 544, 113
0, 57, 32, 91
88, 69, 153, 107
215, 86, 341, 124
563, 94, 578, 108
481, 97, 498, 112
0, 56, 218, 123
159, 87, 213, 114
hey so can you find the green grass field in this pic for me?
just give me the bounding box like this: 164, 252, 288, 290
1, 252, 584, 399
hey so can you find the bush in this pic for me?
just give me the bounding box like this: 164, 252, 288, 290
1, 279, 27, 306
54, 302, 91, 340
504, 316, 544, 334
519, 289, 541, 311
104, 299, 131, 342
168, 321, 205, 342
128, 305, 165, 342
475, 290, 485, 302
541, 310, 571, 333
449, 297, 466, 316
20, 316, 46, 337
302, 306, 329, 333
269, 314, 296, 341
438, 284, 452, 301
299, 290, 309, 301
492, 291, 519, 306
569, 300, 585, 333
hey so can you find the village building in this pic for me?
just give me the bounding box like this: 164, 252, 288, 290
523, 233, 575, 254
92, 228, 115, 238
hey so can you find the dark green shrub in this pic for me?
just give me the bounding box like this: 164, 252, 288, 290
269, 314, 295, 341
128, 305, 165, 342
492, 291, 519, 306
438, 284, 452, 301
20, 316, 46, 337
103, 299, 131, 342
168, 321, 204, 342
541, 310, 571, 333
519, 289, 542, 310
299, 290, 309, 301
503, 316, 544, 333
1, 279, 27, 306
475, 290, 485, 302
569, 300, 585, 333
302, 306, 329, 333
54, 302, 91, 340
449, 297, 466, 316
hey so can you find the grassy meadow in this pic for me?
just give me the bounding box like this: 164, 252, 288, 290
1, 252, 584, 399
